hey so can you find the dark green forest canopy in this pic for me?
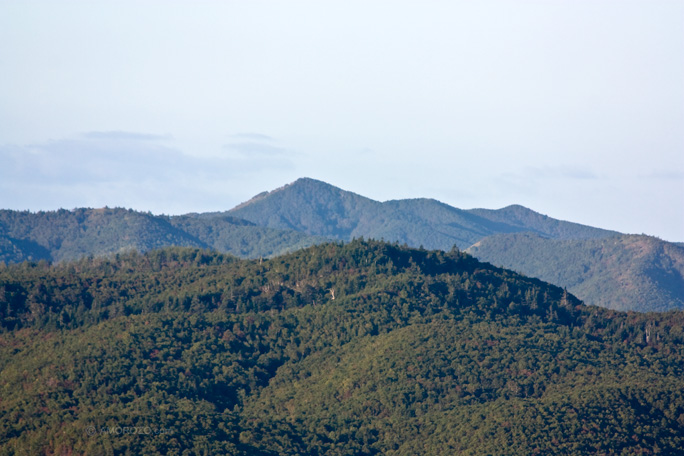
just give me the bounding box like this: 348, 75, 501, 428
1, 240, 684, 455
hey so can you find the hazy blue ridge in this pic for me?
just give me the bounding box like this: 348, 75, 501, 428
0, 207, 325, 263
228, 178, 616, 249
467, 232, 684, 312
167, 213, 328, 258
467, 204, 619, 240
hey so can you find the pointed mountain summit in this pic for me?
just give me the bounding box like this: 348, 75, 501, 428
229, 178, 382, 238
228, 178, 616, 250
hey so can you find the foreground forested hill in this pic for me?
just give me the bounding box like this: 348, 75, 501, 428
2, 241, 684, 455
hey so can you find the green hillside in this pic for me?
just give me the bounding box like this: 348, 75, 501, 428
469, 204, 619, 240
0, 208, 201, 263
168, 213, 325, 258
229, 178, 385, 239
229, 178, 616, 249
0, 208, 324, 263
467, 233, 684, 312
0, 234, 51, 264
2, 241, 684, 454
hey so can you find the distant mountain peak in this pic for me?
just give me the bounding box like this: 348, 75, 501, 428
501, 203, 531, 210
228, 178, 380, 238
231, 178, 337, 212
291, 176, 327, 185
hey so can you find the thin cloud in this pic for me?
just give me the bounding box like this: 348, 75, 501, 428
81, 131, 172, 141
228, 133, 275, 141
1, 138, 186, 185
0, 132, 296, 211
528, 165, 598, 180
223, 132, 295, 158
224, 141, 290, 157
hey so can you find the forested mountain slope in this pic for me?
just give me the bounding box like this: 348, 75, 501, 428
229, 178, 682, 311
229, 178, 386, 239
229, 178, 617, 249
167, 213, 324, 258
2, 178, 681, 312
468, 204, 619, 240
0, 208, 323, 263
0, 208, 199, 263
467, 232, 684, 312
2, 241, 684, 454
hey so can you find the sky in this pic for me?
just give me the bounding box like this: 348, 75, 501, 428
1, 1, 683, 242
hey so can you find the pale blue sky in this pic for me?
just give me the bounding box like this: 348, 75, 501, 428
1, 1, 683, 241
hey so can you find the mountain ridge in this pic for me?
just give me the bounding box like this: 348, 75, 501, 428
467, 232, 684, 312
225, 178, 683, 311
1, 177, 682, 312
228, 177, 617, 249
0, 207, 325, 263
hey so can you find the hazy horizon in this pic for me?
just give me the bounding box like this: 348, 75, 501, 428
1, 1, 682, 242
